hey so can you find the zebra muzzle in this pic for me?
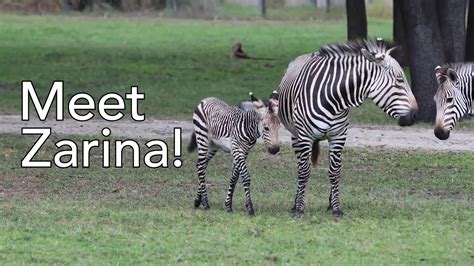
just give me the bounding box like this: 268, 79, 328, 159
398, 109, 417, 126
434, 128, 450, 140
268, 146, 280, 155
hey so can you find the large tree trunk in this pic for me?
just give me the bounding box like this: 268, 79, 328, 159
436, 0, 468, 62
467, 0, 474, 61
401, 0, 446, 122
154, 0, 167, 9
106, 0, 121, 9
260, 0, 266, 17
346, 0, 367, 40
393, 0, 408, 66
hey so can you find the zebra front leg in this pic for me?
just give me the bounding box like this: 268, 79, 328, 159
240, 161, 255, 216
233, 150, 254, 216
224, 163, 239, 213
290, 136, 301, 212
327, 136, 346, 217
292, 138, 313, 217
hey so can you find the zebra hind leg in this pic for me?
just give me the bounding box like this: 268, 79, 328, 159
194, 140, 215, 210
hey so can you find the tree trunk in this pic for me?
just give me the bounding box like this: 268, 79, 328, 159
154, 0, 167, 9
172, 0, 178, 15
393, 0, 408, 66
260, 0, 266, 17
436, 0, 468, 62
346, 0, 367, 40
467, 0, 474, 61
400, 0, 446, 122
62, 0, 73, 11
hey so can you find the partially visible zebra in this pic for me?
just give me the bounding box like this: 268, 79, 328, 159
434, 63, 474, 140
188, 92, 280, 215
277, 39, 418, 217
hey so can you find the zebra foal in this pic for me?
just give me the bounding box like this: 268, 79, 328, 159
434, 63, 474, 140
188, 92, 280, 215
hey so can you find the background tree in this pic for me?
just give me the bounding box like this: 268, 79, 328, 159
467, 0, 474, 61
392, 0, 408, 66
399, 0, 467, 122
345, 0, 367, 40
437, 0, 467, 62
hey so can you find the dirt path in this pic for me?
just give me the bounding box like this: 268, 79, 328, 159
1, 115, 472, 152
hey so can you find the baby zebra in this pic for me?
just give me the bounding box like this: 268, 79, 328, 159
188, 92, 280, 215
434, 63, 474, 140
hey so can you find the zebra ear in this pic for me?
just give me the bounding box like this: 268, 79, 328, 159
249, 92, 265, 108
447, 68, 458, 84
435, 66, 444, 84
386, 46, 398, 55
249, 92, 259, 102
361, 48, 382, 63
269, 90, 279, 101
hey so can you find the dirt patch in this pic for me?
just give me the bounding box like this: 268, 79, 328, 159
0, 114, 473, 152
0, 175, 48, 199
410, 189, 467, 199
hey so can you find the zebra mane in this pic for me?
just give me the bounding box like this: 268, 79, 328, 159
437, 63, 474, 76
318, 39, 395, 58
238, 99, 276, 114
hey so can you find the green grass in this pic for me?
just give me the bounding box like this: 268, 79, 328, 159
0, 15, 394, 122
0, 134, 473, 264
2, 14, 473, 128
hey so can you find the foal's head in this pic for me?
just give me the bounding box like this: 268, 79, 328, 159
239, 91, 281, 154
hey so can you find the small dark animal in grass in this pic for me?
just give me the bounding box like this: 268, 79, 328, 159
232, 42, 273, 60
188, 92, 280, 216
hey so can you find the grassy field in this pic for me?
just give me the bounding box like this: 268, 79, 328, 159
0, 14, 397, 123
1, 13, 473, 264
0, 134, 473, 264
1, 14, 473, 128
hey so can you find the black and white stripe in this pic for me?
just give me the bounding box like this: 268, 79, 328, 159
188, 96, 279, 215
277, 39, 418, 217
434, 63, 474, 140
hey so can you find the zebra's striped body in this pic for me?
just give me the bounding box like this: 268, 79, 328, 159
189, 95, 280, 215
278, 39, 418, 217
434, 63, 474, 140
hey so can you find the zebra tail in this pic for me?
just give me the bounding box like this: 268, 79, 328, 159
311, 140, 320, 166
188, 132, 197, 152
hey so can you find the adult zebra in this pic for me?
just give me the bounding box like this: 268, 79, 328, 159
188, 93, 280, 215
278, 39, 418, 217
434, 63, 474, 140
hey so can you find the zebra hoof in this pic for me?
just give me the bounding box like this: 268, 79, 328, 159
226, 208, 233, 213
193, 198, 201, 208
326, 204, 332, 211
291, 209, 304, 218
332, 209, 344, 218
202, 203, 210, 210
247, 208, 255, 216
